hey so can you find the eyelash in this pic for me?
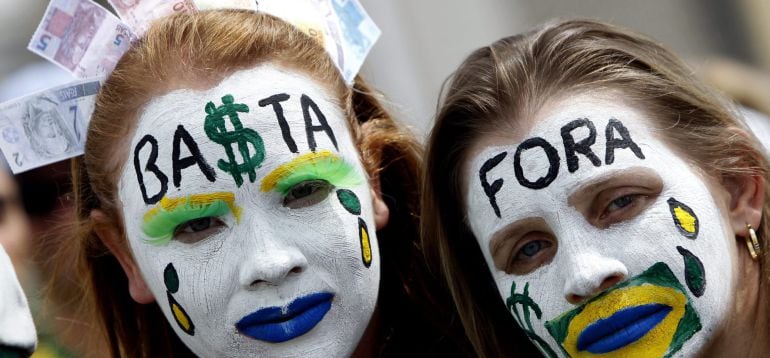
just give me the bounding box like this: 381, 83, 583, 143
154, 178, 335, 244
283, 179, 333, 209
173, 217, 226, 244
597, 192, 650, 224
603, 194, 638, 216
504, 232, 556, 274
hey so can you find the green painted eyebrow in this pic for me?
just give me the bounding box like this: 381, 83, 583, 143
141, 192, 242, 246
259, 150, 364, 194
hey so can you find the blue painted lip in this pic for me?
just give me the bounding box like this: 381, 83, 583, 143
577, 303, 672, 353
236, 292, 334, 343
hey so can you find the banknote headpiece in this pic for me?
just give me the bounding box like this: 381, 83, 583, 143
0, 0, 380, 174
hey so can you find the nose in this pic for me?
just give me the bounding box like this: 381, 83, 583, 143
239, 240, 308, 289
562, 252, 627, 305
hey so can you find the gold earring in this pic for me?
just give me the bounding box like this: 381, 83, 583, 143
746, 223, 762, 261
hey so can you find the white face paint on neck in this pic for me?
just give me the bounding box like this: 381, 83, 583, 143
0, 244, 36, 355
118, 64, 379, 357
464, 93, 736, 357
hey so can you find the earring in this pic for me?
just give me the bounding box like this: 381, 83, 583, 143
746, 223, 762, 261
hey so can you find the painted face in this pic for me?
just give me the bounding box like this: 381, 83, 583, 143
118, 65, 379, 357
0, 243, 36, 356
464, 93, 735, 357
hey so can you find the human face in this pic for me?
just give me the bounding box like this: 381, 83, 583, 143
117, 65, 379, 357
36, 111, 59, 138
0, 169, 35, 356
0, 169, 30, 279
464, 93, 736, 357
0, 243, 36, 356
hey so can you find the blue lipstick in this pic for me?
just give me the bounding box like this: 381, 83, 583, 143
236, 292, 334, 343
577, 303, 672, 353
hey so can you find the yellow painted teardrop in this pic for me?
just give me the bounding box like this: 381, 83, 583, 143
167, 292, 195, 335
674, 207, 696, 233
358, 218, 372, 267
172, 302, 192, 332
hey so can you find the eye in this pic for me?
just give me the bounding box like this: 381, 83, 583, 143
595, 190, 655, 227
577, 169, 663, 228
283, 179, 333, 209
498, 231, 557, 275
606, 195, 636, 212
173, 217, 226, 244
520, 240, 545, 257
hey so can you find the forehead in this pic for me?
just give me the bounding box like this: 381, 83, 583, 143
465, 93, 657, 187
137, 65, 342, 129
463, 93, 688, 231
118, 64, 357, 204
470, 91, 648, 152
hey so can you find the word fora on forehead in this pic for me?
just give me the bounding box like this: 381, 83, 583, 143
133, 92, 339, 206
479, 117, 645, 218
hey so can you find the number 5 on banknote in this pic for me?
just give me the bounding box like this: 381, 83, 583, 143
28, 0, 137, 78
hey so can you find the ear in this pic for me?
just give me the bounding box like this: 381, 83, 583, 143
369, 172, 390, 230
371, 189, 390, 230
91, 210, 155, 304
724, 173, 765, 237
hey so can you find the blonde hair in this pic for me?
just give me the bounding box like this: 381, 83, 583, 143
421, 18, 770, 357
59, 9, 466, 357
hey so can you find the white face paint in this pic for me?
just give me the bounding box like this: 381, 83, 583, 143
465, 93, 735, 357
0, 244, 36, 355
118, 65, 379, 357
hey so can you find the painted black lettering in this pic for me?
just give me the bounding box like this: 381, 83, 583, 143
172, 125, 216, 188
258, 93, 297, 153
605, 118, 645, 164
514, 137, 560, 189
301, 94, 338, 151
134, 134, 168, 205
561, 118, 601, 173
479, 152, 508, 218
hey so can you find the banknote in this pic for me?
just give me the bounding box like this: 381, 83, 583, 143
0, 78, 102, 174
193, 0, 257, 11
109, 0, 259, 35
28, 0, 136, 79
258, 0, 331, 51
326, 0, 380, 82
258, 0, 379, 84
108, 0, 195, 36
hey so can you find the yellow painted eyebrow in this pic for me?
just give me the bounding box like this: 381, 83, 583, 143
260, 150, 363, 194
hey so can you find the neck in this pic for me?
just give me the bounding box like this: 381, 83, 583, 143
351, 307, 382, 358
704, 250, 770, 357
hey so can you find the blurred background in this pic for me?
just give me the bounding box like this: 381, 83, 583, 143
2, 0, 770, 134
358, 0, 770, 134
0, 1, 769, 357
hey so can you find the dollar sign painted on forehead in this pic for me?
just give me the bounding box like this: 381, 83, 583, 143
204, 94, 266, 187
131, 88, 341, 205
